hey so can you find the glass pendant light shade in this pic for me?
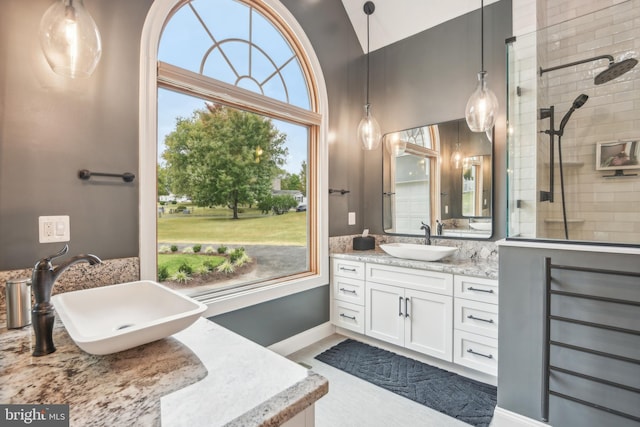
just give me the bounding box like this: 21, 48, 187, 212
451, 143, 463, 169
465, 71, 498, 132
357, 104, 381, 150
39, 0, 102, 79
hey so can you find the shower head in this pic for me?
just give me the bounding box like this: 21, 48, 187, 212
540, 54, 638, 85
594, 58, 638, 84
559, 94, 588, 135
572, 93, 589, 109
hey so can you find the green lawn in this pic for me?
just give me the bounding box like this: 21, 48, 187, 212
158, 204, 306, 245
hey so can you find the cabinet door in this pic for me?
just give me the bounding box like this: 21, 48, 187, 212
404, 289, 453, 362
365, 282, 405, 347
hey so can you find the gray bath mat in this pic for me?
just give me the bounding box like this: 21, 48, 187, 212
315, 339, 496, 427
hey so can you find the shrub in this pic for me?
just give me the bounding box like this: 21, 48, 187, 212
159, 245, 171, 254
171, 200, 177, 204
182, 246, 194, 254
172, 271, 191, 283
217, 245, 228, 254
159, 201, 166, 206
170, 245, 178, 253
233, 251, 251, 267
158, 265, 170, 281
193, 244, 202, 253
204, 246, 215, 254
203, 260, 217, 271
229, 248, 246, 263
196, 265, 210, 275
178, 262, 193, 275
216, 260, 235, 274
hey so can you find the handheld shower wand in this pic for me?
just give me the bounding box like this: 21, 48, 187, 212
558, 94, 589, 136
539, 94, 589, 239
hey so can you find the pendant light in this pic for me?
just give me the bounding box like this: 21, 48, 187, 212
39, 0, 102, 79
465, 0, 498, 133
357, 1, 381, 150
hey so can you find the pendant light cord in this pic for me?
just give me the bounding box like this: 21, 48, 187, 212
481, 0, 484, 73
366, 10, 370, 106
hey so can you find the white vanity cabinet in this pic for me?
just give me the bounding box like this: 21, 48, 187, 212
330, 256, 499, 379
365, 264, 453, 362
453, 275, 499, 376
331, 259, 366, 334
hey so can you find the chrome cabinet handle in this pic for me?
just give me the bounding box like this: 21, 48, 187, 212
399, 296, 404, 317
339, 313, 356, 321
339, 267, 357, 272
467, 314, 494, 323
467, 286, 494, 294
339, 288, 357, 294
405, 297, 410, 318
467, 348, 493, 359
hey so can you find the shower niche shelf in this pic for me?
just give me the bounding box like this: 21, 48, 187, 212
542, 161, 584, 168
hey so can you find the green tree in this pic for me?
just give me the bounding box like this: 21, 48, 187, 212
157, 164, 171, 197
280, 172, 302, 192
163, 103, 288, 219
299, 161, 307, 197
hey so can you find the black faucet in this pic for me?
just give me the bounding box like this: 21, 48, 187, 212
31, 245, 101, 356
420, 221, 431, 245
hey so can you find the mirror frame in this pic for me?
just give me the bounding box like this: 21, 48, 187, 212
382, 119, 495, 240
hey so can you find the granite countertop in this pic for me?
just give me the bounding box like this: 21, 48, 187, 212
0, 315, 327, 426
331, 249, 499, 280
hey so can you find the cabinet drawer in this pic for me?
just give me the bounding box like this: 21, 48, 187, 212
454, 299, 498, 339
366, 264, 453, 296
454, 275, 498, 304
454, 330, 498, 376
332, 259, 365, 280
333, 276, 365, 305
333, 300, 365, 334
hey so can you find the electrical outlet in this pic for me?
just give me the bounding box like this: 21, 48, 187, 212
39, 216, 70, 243
348, 212, 356, 225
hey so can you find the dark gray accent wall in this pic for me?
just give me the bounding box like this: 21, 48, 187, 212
498, 244, 640, 425
363, 1, 512, 240
0, 0, 152, 269
210, 285, 329, 347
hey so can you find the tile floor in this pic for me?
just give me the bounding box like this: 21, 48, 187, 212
287, 334, 473, 427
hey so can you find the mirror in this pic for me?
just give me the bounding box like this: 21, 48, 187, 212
383, 118, 493, 238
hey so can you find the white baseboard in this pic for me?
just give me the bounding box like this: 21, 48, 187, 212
491, 407, 550, 427
268, 322, 335, 356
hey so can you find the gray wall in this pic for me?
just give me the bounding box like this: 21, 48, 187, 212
210, 285, 329, 347
0, 0, 151, 269
499, 245, 640, 426
362, 0, 512, 240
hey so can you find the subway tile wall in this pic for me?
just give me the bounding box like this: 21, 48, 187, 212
509, 0, 640, 243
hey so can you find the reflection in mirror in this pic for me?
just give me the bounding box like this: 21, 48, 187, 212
383, 119, 493, 239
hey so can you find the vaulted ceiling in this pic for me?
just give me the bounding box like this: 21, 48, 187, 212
341, 0, 502, 52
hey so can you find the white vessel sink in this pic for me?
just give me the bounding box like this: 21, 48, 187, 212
51, 280, 207, 355
380, 243, 458, 262
469, 222, 492, 231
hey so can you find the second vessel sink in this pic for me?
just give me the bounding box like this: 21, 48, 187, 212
51, 280, 207, 355
380, 243, 458, 262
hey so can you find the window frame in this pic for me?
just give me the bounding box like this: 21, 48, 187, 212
139, 0, 328, 317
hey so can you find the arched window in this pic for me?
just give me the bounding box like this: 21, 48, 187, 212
140, 0, 328, 314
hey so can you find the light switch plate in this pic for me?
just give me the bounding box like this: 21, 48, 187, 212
39, 215, 70, 243
348, 212, 356, 225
